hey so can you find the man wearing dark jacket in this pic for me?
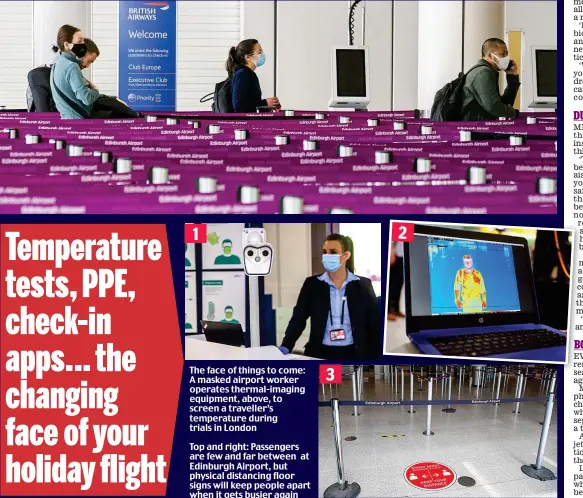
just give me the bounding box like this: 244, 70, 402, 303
461, 38, 520, 121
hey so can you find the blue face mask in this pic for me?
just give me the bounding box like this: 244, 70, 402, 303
255, 53, 266, 67
322, 254, 342, 273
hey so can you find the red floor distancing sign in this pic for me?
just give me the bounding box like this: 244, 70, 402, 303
404, 462, 457, 491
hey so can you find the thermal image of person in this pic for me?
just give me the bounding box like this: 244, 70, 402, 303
454, 255, 487, 313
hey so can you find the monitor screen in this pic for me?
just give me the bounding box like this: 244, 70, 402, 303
336, 49, 366, 97
408, 233, 535, 318
535, 49, 557, 98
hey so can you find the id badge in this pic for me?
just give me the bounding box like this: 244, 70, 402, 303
330, 329, 346, 341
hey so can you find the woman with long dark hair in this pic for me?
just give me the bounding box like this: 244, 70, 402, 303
226, 39, 280, 112
279, 233, 380, 360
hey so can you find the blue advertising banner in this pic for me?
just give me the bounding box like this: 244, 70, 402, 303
118, 0, 176, 111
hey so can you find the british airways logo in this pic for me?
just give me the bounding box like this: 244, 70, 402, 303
144, 2, 170, 9
127, 2, 170, 20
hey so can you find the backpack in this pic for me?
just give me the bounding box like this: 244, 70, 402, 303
201, 78, 234, 113
430, 65, 480, 121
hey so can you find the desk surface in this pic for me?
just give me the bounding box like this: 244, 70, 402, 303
185, 335, 312, 360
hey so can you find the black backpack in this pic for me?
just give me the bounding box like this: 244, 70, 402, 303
430, 65, 480, 121
201, 78, 234, 113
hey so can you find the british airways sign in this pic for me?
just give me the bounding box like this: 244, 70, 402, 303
119, 1, 176, 111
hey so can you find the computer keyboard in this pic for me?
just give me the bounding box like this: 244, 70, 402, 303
428, 329, 566, 357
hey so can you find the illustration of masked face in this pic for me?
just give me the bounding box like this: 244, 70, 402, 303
223, 242, 232, 255
225, 306, 234, 320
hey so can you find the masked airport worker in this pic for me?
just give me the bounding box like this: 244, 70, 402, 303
227, 39, 280, 113
279, 234, 380, 360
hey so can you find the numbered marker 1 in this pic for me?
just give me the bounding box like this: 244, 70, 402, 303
391, 222, 414, 242
319, 365, 342, 385
185, 224, 207, 243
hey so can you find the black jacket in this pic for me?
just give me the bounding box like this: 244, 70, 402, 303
231, 66, 267, 113
461, 59, 520, 121
281, 275, 381, 360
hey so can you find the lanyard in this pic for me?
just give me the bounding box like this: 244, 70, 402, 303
329, 296, 346, 327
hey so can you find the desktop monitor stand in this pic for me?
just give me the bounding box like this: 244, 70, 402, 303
528, 101, 557, 111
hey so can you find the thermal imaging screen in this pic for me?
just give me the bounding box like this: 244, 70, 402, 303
427, 236, 521, 315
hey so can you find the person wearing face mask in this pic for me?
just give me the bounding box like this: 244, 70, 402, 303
227, 39, 280, 113
279, 234, 380, 361
50, 25, 102, 119
461, 38, 520, 121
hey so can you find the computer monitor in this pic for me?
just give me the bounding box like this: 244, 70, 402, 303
329, 46, 370, 109
404, 225, 539, 333
531, 46, 557, 105
201, 320, 248, 347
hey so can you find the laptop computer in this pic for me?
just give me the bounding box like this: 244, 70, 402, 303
200, 320, 248, 348
403, 224, 567, 363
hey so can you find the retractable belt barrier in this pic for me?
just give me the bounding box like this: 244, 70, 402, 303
320, 372, 557, 498
318, 396, 546, 407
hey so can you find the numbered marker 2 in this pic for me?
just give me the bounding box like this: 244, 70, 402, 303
185, 224, 207, 243
391, 222, 414, 242
319, 365, 342, 384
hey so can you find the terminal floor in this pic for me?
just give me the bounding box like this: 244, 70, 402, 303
318, 375, 558, 497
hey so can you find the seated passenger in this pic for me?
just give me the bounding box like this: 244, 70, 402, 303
50, 25, 101, 119
227, 39, 280, 113
461, 38, 520, 121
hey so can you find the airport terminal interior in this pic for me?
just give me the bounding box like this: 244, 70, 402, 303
318, 364, 558, 497
0, 1, 557, 215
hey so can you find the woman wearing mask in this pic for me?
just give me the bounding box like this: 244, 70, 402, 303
227, 39, 280, 113
50, 24, 101, 119
279, 234, 380, 360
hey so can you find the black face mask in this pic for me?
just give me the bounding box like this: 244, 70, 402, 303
71, 43, 87, 58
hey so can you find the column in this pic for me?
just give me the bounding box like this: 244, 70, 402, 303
463, 1, 504, 72
417, 1, 463, 112
33, 1, 91, 67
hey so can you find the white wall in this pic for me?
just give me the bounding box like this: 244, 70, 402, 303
417, 1, 463, 112
392, 1, 418, 110
91, 1, 117, 96
241, 1, 275, 100
0, 1, 32, 108
276, 1, 392, 111
505, 0, 557, 110
463, 1, 504, 72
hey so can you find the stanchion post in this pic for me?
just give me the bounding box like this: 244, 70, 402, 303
495, 371, 502, 405
521, 373, 557, 481
401, 368, 405, 401
460, 366, 465, 395
408, 370, 415, 413
351, 368, 359, 417
513, 373, 523, 414
442, 373, 456, 413
324, 399, 362, 497
423, 378, 434, 436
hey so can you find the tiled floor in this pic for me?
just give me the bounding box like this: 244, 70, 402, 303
319, 369, 558, 497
